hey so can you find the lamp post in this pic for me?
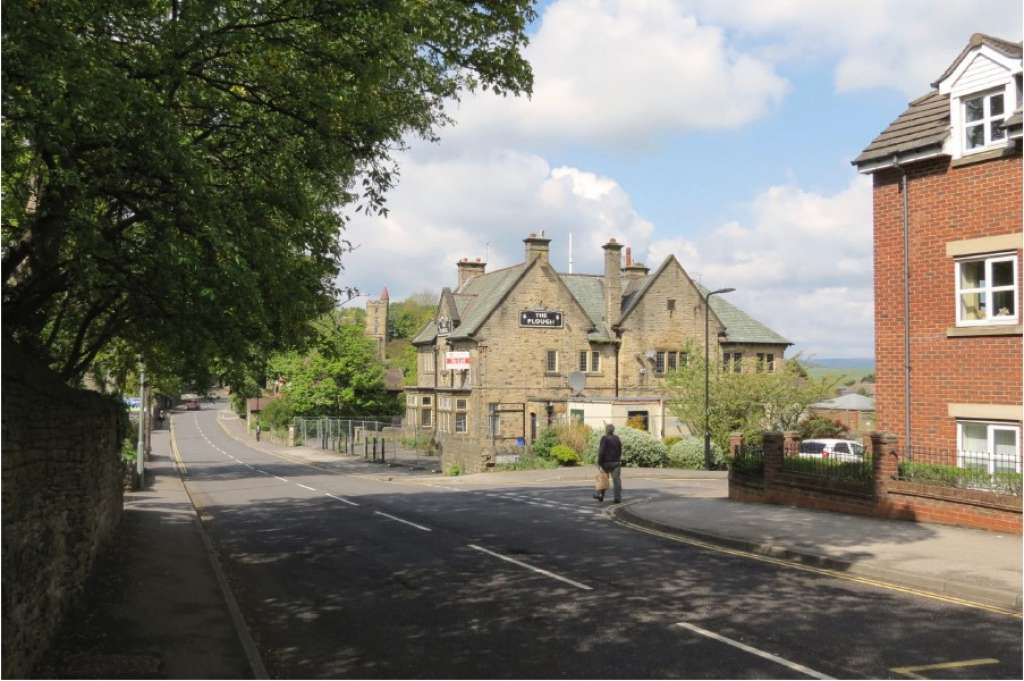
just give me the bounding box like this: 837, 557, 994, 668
704, 287, 735, 469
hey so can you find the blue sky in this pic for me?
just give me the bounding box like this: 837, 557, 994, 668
343, 1, 1022, 359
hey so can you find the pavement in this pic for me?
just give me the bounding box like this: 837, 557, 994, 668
38, 403, 1023, 678
616, 495, 1023, 614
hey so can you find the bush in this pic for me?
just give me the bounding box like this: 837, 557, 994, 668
258, 398, 294, 431
447, 464, 462, 477
616, 426, 668, 468
799, 415, 849, 440
532, 428, 560, 459
899, 461, 1022, 495
663, 435, 683, 448
550, 444, 580, 466
230, 392, 247, 418
494, 450, 559, 471
581, 428, 601, 465
553, 422, 592, 456
667, 438, 705, 469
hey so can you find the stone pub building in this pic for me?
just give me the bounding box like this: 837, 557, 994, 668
405, 234, 789, 473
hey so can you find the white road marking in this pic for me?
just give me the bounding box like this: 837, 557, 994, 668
325, 493, 359, 507
674, 622, 834, 680
255, 469, 269, 475
296, 483, 316, 492
891, 658, 999, 679
374, 511, 431, 532
274, 476, 289, 483
468, 544, 593, 591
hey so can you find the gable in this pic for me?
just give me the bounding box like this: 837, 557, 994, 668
617, 256, 722, 330
950, 53, 1012, 96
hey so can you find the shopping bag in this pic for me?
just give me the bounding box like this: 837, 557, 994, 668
595, 469, 610, 492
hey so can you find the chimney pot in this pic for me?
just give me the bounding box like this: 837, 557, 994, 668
524, 233, 552, 264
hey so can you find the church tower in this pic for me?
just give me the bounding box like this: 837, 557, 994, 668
365, 287, 389, 360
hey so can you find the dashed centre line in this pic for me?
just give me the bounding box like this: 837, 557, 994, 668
468, 544, 593, 591
296, 483, 317, 492
325, 493, 359, 507
674, 622, 834, 680
374, 511, 431, 532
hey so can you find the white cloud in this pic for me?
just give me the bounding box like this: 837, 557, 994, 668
648, 175, 875, 357
340, 149, 655, 297
448, 0, 788, 146
681, 0, 1022, 95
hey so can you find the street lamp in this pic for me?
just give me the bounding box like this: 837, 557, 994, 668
704, 287, 735, 469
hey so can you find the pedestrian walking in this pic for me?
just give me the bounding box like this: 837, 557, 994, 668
255, 422, 262, 442
593, 423, 623, 503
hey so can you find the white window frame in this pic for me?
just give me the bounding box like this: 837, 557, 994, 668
546, 350, 558, 374
954, 253, 1018, 327
961, 88, 1010, 154
589, 351, 600, 373
454, 399, 468, 434
956, 420, 1021, 474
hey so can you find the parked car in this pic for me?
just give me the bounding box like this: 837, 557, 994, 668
798, 439, 866, 462
185, 399, 201, 411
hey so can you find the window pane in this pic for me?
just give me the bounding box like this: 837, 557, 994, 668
591, 351, 600, 372
990, 93, 1004, 116
992, 290, 1015, 317
991, 260, 1014, 287
547, 351, 557, 372
993, 429, 1018, 472
455, 413, 466, 432
965, 96, 984, 122
965, 123, 985, 149
991, 120, 1006, 141
959, 260, 984, 289
960, 292, 985, 320
668, 352, 677, 371
656, 351, 665, 373
961, 422, 987, 453
579, 351, 588, 372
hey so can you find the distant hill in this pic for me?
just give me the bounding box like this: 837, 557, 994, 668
804, 357, 875, 370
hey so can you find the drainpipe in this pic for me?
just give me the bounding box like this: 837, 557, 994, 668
894, 156, 912, 458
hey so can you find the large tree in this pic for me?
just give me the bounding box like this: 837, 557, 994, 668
2, 0, 534, 384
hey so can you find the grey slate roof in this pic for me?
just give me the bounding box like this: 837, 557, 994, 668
696, 284, 792, 346
853, 90, 950, 167
559, 274, 614, 341
811, 393, 875, 411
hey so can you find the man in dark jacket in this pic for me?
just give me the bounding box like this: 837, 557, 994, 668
595, 424, 623, 503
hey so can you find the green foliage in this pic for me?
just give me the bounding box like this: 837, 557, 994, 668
550, 444, 581, 466
666, 341, 836, 454
553, 422, 592, 457
667, 438, 709, 469
447, 464, 462, 477
615, 426, 669, 468
863, 373, 876, 383
899, 462, 1022, 496
799, 415, 850, 440
268, 316, 399, 417
531, 428, 560, 459
388, 295, 437, 340
121, 436, 137, 464
663, 435, 683, 448
400, 434, 437, 454
2, 1, 534, 385
258, 399, 294, 431
493, 450, 559, 471
230, 393, 248, 418
782, 457, 873, 482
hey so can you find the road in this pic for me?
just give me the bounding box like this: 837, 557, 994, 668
172, 405, 1023, 679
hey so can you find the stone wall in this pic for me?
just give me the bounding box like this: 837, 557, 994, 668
1, 340, 128, 678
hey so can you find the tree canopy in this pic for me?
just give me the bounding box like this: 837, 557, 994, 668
2, 0, 534, 385
665, 341, 837, 452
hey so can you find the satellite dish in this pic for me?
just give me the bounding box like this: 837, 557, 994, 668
643, 350, 656, 360
568, 371, 586, 395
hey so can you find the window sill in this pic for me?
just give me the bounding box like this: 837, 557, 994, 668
946, 324, 1023, 337
951, 145, 1020, 168
544, 372, 561, 377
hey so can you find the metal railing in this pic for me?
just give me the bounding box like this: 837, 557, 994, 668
901, 447, 1022, 496
291, 416, 438, 469
729, 444, 764, 477
781, 452, 874, 483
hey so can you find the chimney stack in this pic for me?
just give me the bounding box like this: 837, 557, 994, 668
457, 257, 487, 289
524, 232, 551, 264
603, 238, 624, 328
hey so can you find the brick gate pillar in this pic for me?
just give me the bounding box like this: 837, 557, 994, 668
870, 431, 899, 500
728, 432, 744, 456
762, 431, 783, 486
782, 431, 800, 457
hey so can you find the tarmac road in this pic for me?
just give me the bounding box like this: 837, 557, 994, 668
173, 405, 1023, 679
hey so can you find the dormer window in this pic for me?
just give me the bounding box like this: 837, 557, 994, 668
963, 90, 1008, 151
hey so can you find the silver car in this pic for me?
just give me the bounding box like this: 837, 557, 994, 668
798, 438, 866, 462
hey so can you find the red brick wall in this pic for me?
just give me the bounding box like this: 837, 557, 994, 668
872, 153, 1023, 455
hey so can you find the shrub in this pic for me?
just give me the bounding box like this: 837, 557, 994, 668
899, 461, 1022, 495
581, 428, 601, 465
230, 392, 247, 418
663, 435, 683, 448
532, 428, 560, 459
799, 415, 849, 440
258, 398, 294, 431
494, 450, 559, 471
447, 464, 462, 477
616, 426, 668, 468
550, 444, 580, 466
553, 422, 592, 456
667, 438, 705, 469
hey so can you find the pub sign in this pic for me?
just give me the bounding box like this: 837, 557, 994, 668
520, 310, 563, 328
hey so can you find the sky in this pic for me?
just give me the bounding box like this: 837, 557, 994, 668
341, 0, 1023, 359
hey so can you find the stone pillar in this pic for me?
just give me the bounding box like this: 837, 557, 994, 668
870, 431, 899, 499
728, 432, 744, 456
602, 239, 623, 330
783, 431, 800, 457
762, 431, 783, 484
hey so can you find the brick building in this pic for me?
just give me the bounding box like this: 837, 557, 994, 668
854, 34, 1022, 471
406, 234, 789, 472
